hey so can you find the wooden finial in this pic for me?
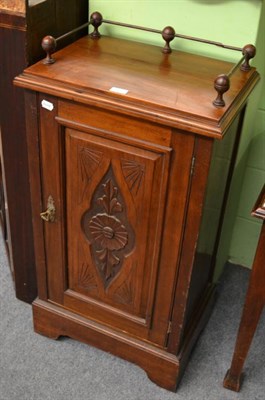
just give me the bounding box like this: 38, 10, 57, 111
241, 44, 256, 72
162, 26, 175, 54
90, 11, 103, 39
213, 74, 230, 108
41, 36, 57, 64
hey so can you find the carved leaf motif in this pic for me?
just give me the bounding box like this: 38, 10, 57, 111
96, 248, 120, 280
78, 147, 103, 202
121, 160, 145, 195
97, 179, 122, 214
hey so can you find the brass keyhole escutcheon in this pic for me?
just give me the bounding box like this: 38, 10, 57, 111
40, 195, 56, 222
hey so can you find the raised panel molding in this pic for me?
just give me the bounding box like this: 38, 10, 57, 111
66, 128, 170, 324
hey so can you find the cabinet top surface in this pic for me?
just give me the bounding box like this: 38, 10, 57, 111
15, 35, 259, 138
0, 0, 25, 13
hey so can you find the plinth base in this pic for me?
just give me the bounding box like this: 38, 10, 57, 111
32, 286, 215, 392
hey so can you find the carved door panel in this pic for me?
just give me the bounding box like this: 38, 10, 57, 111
64, 129, 171, 342
41, 117, 172, 345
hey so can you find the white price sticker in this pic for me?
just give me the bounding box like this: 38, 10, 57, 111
41, 99, 54, 111
109, 87, 129, 95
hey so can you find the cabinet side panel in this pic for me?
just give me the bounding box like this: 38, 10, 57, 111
179, 112, 243, 336
0, 20, 37, 302
168, 112, 242, 353
167, 136, 213, 353
55, 0, 88, 38
27, 0, 89, 65
149, 130, 195, 345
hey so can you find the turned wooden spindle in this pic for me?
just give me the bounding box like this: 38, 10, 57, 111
90, 11, 103, 39
41, 35, 57, 64
241, 44, 256, 72
213, 74, 230, 108
162, 26, 175, 54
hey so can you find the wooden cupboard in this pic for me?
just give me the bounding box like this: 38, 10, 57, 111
0, 0, 88, 302
14, 34, 259, 390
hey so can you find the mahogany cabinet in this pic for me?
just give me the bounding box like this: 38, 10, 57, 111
14, 34, 259, 390
0, 0, 88, 302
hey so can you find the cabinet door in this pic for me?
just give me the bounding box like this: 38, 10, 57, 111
39, 102, 175, 346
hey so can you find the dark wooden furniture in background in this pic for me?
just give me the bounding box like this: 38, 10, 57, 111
223, 184, 265, 392
0, 0, 88, 303
14, 27, 259, 390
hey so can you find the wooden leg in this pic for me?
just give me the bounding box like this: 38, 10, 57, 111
223, 301, 263, 391
223, 225, 265, 391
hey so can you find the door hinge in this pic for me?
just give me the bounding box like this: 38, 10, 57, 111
190, 156, 196, 176
167, 320, 172, 335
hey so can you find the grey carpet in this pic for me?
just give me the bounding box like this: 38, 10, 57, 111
0, 233, 264, 400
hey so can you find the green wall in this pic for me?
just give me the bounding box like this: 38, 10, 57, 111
225, 2, 265, 269
89, 0, 261, 60
89, 0, 265, 273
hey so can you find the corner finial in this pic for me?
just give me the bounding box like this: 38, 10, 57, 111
41, 36, 57, 64
213, 74, 230, 108
162, 26, 175, 54
241, 44, 256, 72
90, 11, 103, 39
